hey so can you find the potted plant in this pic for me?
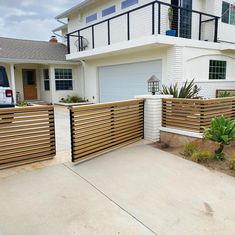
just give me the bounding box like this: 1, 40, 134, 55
166, 7, 177, 37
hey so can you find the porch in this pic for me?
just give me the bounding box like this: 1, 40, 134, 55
0, 62, 80, 104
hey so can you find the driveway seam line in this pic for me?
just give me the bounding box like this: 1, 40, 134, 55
62, 163, 158, 235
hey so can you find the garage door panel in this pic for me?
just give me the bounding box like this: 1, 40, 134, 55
99, 60, 162, 103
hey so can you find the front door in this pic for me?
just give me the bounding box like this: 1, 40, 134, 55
22, 69, 37, 100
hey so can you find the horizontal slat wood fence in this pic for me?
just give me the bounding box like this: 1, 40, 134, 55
0, 105, 56, 169
70, 99, 144, 163
162, 97, 235, 133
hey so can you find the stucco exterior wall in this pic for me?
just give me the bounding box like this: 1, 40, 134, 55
183, 47, 235, 97
48, 64, 82, 103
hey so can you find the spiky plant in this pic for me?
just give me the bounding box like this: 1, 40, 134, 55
162, 79, 201, 98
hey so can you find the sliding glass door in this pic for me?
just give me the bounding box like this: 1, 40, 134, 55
180, 0, 192, 38
171, 0, 192, 38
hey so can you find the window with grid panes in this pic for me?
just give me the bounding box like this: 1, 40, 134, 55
222, 1, 235, 25
55, 69, 73, 90
209, 60, 227, 80
44, 69, 50, 91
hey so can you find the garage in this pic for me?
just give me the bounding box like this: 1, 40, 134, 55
98, 60, 162, 103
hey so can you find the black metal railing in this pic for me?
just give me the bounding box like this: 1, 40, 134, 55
66, 0, 220, 54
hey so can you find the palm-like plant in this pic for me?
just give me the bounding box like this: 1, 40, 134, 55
162, 80, 201, 98
204, 116, 235, 160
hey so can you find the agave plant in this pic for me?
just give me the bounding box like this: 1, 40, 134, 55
204, 116, 235, 160
162, 79, 201, 98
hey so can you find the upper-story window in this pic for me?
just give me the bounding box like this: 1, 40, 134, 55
86, 13, 97, 24
102, 5, 116, 17
222, 1, 235, 25
121, 0, 138, 9
209, 60, 227, 80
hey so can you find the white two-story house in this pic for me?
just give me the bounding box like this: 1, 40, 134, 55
54, 0, 235, 103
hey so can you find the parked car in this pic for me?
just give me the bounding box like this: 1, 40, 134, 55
0, 66, 14, 108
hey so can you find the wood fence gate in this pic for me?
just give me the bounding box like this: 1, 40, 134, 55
70, 99, 144, 163
0, 105, 56, 169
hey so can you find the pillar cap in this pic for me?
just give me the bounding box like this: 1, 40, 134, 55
135, 95, 173, 99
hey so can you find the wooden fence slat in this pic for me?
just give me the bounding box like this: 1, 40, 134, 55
70, 99, 144, 163
0, 105, 56, 169
162, 97, 235, 133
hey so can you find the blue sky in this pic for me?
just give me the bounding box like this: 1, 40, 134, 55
0, 0, 82, 41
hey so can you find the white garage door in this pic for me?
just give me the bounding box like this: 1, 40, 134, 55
98, 60, 162, 103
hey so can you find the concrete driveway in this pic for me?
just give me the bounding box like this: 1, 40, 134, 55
0, 143, 235, 235
54, 105, 71, 152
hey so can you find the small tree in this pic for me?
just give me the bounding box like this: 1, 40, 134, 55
204, 116, 235, 160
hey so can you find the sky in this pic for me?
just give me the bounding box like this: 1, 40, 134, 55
0, 0, 82, 41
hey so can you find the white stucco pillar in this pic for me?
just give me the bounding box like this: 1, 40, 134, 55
135, 95, 173, 142
10, 64, 16, 103
49, 65, 55, 103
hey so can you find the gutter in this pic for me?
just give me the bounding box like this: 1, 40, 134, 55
0, 58, 79, 65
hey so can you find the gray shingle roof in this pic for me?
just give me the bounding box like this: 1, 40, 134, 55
0, 37, 68, 62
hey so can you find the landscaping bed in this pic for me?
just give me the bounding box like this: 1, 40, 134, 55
57, 95, 92, 106
154, 140, 235, 177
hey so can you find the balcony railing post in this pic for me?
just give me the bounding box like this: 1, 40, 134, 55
198, 13, 202, 40
127, 12, 130, 40
92, 26, 95, 49
67, 34, 70, 54
78, 31, 81, 51
158, 3, 161, 34
214, 17, 219, 42
107, 20, 110, 45
152, 3, 155, 35
81, 36, 84, 51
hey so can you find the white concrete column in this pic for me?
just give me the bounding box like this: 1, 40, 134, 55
10, 64, 16, 103
49, 65, 55, 103
135, 95, 173, 142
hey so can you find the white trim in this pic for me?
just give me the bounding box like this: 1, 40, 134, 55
55, 0, 91, 19
0, 58, 78, 65
66, 35, 221, 61
160, 127, 203, 139
10, 64, 16, 102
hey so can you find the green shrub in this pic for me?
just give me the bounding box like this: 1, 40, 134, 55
17, 101, 30, 107
190, 150, 214, 163
60, 95, 85, 103
162, 79, 201, 98
183, 143, 214, 162
217, 91, 231, 98
204, 116, 235, 161
183, 143, 198, 157
229, 156, 235, 170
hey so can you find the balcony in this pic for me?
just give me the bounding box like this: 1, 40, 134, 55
66, 0, 219, 57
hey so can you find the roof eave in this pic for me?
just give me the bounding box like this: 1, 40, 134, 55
55, 0, 92, 19
0, 58, 79, 65
52, 24, 68, 33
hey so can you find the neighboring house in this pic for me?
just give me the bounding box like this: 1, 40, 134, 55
0, 37, 81, 103
53, 0, 235, 103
